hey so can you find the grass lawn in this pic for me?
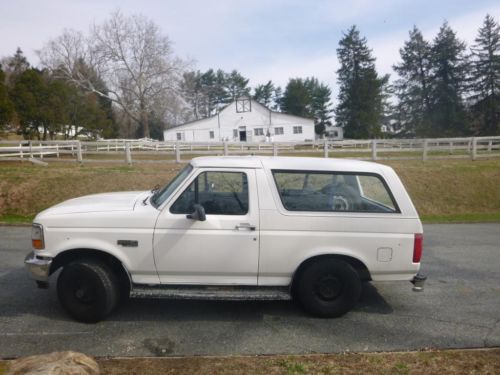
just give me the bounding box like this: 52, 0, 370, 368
0, 157, 499, 224
1, 348, 499, 374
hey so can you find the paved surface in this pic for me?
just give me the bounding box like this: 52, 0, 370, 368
0, 224, 499, 358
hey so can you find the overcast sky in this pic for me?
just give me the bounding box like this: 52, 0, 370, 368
1, 0, 499, 95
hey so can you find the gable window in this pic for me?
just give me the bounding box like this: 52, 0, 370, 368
272, 170, 399, 213
236, 98, 251, 113
209, 130, 215, 139
170, 171, 249, 215
254, 128, 264, 136
293, 126, 303, 134
274, 127, 284, 135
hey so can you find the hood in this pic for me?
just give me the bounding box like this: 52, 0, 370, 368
38, 191, 148, 216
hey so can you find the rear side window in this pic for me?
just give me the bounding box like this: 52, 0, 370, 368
171, 171, 249, 215
272, 170, 398, 213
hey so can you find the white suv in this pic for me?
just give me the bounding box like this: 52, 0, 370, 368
25, 156, 425, 322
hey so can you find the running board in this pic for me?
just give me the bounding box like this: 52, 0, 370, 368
130, 285, 292, 301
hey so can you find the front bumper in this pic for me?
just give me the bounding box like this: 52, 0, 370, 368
24, 252, 52, 282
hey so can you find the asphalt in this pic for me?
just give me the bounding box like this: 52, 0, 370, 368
0, 224, 499, 358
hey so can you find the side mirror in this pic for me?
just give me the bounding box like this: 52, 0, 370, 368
186, 204, 206, 221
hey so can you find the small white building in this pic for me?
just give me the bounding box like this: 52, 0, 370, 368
164, 98, 315, 143
324, 125, 344, 140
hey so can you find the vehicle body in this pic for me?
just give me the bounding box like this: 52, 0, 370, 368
25, 156, 425, 322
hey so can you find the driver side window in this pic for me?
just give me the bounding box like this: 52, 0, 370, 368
170, 171, 249, 215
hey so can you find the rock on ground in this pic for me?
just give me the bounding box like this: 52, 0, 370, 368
7, 351, 99, 375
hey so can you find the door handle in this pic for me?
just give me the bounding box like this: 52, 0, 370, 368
235, 223, 256, 231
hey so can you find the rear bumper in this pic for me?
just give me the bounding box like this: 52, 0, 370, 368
24, 252, 52, 282
411, 273, 427, 292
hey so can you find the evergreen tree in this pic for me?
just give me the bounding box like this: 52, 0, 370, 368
393, 26, 432, 136
428, 22, 469, 136
335, 26, 389, 138
308, 78, 333, 135
253, 80, 275, 107
281, 78, 311, 118
8, 48, 30, 76
469, 14, 500, 135
0, 65, 14, 130
224, 69, 250, 101
281, 77, 333, 135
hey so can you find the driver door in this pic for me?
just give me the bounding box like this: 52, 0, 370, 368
153, 169, 259, 285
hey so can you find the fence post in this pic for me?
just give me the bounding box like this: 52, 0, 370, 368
125, 142, 132, 165
223, 141, 228, 156
371, 140, 377, 161
449, 141, 453, 154
175, 142, 181, 163
76, 141, 83, 164
273, 142, 278, 156
29, 141, 33, 158
488, 140, 492, 152
39, 142, 43, 159
19, 143, 24, 159
422, 139, 428, 161
471, 137, 477, 161
324, 140, 329, 158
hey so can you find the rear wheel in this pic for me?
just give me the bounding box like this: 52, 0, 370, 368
296, 259, 361, 318
57, 259, 119, 323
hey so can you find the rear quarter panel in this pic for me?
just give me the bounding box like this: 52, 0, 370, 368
256, 165, 423, 286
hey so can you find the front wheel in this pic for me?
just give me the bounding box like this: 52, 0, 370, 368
296, 259, 361, 318
57, 259, 119, 323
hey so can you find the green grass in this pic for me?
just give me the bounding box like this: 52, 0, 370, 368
421, 212, 500, 223
0, 214, 35, 224
1, 158, 499, 225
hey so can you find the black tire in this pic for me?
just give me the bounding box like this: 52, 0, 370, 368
57, 259, 119, 323
296, 259, 361, 318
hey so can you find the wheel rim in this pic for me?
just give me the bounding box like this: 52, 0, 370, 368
72, 279, 96, 304
314, 274, 342, 301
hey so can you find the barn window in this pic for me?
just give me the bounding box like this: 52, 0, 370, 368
209, 130, 215, 139
176, 132, 182, 141
236, 98, 251, 113
254, 128, 264, 136
274, 127, 284, 135
293, 126, 303, 134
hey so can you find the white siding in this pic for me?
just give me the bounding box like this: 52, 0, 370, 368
164, 100, 315, 142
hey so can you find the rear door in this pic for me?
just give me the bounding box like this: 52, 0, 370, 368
153, 168, 260, 285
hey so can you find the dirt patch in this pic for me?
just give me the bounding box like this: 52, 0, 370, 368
94, 348, 500, 374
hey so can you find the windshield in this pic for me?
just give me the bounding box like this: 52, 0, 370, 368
150, 164, 193, 208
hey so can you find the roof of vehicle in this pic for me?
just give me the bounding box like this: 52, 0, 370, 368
190, 156, 393, 174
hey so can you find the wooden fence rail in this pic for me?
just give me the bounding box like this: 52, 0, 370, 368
1, 136, 500, 164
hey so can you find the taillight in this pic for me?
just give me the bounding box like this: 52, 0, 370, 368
413, 233, 423, 263
32, 223, 45, 250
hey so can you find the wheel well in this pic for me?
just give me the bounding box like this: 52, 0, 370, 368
291, 254, 371, 293
50, 249, 131, 295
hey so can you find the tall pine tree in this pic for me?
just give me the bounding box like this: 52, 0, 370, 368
428, 22, 469, 136
0, 65, 14, 130
393, 26, 432, 136
281, 77, 332, 135
335, 26, 388, 139
469, 14, 500, 135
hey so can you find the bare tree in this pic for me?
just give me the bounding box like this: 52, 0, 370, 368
39, 10, 188, 138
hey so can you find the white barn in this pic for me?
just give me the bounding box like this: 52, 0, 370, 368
164, 98, 315, 143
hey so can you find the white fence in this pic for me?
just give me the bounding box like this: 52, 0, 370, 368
1, 136, 500, 164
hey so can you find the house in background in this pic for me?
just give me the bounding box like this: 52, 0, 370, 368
163, 97, 315, 142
